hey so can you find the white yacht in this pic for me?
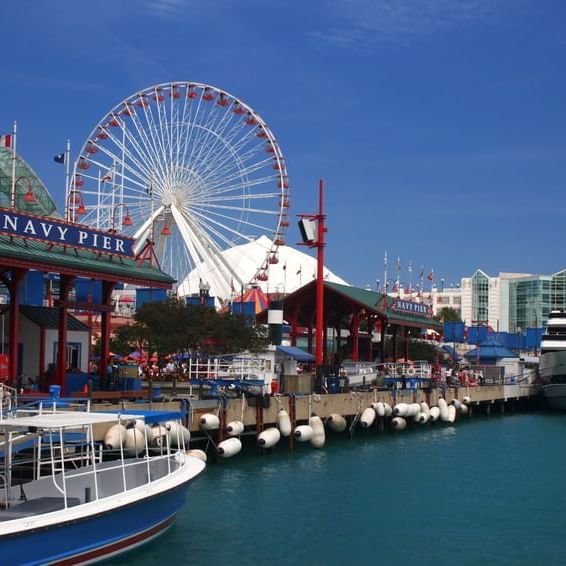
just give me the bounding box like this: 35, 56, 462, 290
539, 310, 566, 410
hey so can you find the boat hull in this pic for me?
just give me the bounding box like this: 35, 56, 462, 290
539, 350, 566, 411
0, 482, 189, 565
542, 384, 566, 411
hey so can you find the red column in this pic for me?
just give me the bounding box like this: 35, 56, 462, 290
99, 281, 116, 391
8, 269, 27, 386
38, 326, 45, 389
315, 179, 325, 370
57, 275, 74, 395
350, 310, 362, 362
367, 316, 374, 362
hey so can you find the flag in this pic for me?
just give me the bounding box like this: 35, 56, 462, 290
427, 270, 434, 281
296, 265, 302, 275
396, 257, 401, 272
0, 134, 12, 148
53, 152, 65, 164
101, 167, 114, 183
283, 262, 287, 271
230, 277, 235, 294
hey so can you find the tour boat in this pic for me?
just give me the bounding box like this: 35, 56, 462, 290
0, 396, 205, 564
539, 310, 566, 410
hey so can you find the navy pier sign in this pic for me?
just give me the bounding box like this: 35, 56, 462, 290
0, 209, 135, 258
392, 298, 432, 318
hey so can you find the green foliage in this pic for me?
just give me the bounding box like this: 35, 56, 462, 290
434, 307, 462, 323
106, 298, 270, 361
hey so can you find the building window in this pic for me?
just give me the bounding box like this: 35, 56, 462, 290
54, 342, 82, 372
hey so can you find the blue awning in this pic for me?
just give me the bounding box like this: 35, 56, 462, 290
276, 346, 315, 362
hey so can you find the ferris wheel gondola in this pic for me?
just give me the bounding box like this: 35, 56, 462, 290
69, 82, 289, 298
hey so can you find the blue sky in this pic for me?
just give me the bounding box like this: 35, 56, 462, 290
1, 0, 565, 290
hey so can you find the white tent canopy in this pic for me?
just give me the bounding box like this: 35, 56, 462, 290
177, 235, 348, 300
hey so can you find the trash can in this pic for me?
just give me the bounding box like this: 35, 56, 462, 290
151, 386, 161, 399
327, 377, 339, 394
49, 385, 61, 398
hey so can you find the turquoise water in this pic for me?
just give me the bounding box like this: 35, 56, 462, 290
111, 414, 566, 565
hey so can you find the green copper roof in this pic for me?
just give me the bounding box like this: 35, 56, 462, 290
0, 148, 57, 216
325, 281, 442, 329
20, 305, 88, 331
0, 234, 174, 286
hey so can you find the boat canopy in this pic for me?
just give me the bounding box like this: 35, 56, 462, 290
0, 411, 142, 430
276, 345, 316, 362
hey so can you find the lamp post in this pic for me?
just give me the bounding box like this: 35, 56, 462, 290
11, 176, 37, 209
111, 203, 133, 232
66, 190, 86, 222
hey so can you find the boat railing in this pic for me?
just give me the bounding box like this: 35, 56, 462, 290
36, 418, 187, 509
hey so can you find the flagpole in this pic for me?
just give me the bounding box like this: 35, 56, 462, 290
10, 121, 17, 208
65, 139, 71, 204
408, 260, 413, 294
383, 251, 387, 295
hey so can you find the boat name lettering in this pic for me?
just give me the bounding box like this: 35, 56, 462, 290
0, 209, 134, 257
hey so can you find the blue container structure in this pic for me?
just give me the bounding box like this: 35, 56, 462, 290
49, 384, 61, 398
119, 378, 142, 391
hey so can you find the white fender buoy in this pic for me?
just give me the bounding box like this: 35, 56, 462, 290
151, 425, 168, 447
371, 402, 386, 417
294, 425, 314, 442
217, 437, 242, 458
438, 398, 450, 422
414, 412, 429, 424
408, 403, 421, 417
451, 399, 462, 410
391, 416, 407, 430
447, 405, 456, 423
200, 413, 220, 430
429, 407, 440, 421
104, 424, 126, 450
460, 403, 469, 415
258, 427, 281, 448
186, 449, 207, 463
360, 407, 376, 428
420, 402, 430, 418
309, 415, 326, 448
226, 421, 245, 436
277, 409, 292, 437
393, 403, 409, 417
131, 419, 152, 441
327, 413, 347, 432
463, 396, 472, 405
167, 421, 191, 448
124, 428, 145, 455
383, 403, 393, 417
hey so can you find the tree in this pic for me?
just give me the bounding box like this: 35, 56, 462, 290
113, 298, 270, 362
434, 307, 462, 323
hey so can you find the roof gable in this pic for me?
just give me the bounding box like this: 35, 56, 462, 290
20, 305, 89, 331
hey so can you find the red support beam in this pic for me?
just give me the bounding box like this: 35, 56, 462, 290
99, 281, 116, 390
57, 275, 75, 395
8, 269, 27, 385
38, 326, 45, 389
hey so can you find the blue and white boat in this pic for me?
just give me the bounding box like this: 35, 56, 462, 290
0, 399, 205, 565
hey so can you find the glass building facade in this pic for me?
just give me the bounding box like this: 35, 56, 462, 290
508, 277, 551, 332
471, 271, 489, 323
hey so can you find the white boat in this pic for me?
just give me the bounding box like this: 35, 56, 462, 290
0, 394, 205, 564
539, 311, 566, 410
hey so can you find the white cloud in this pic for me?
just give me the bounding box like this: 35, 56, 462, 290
310, 0, 518, 48
145, 0, 194, 19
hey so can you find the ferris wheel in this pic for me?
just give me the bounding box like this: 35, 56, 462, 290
69, 81, 289, 298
